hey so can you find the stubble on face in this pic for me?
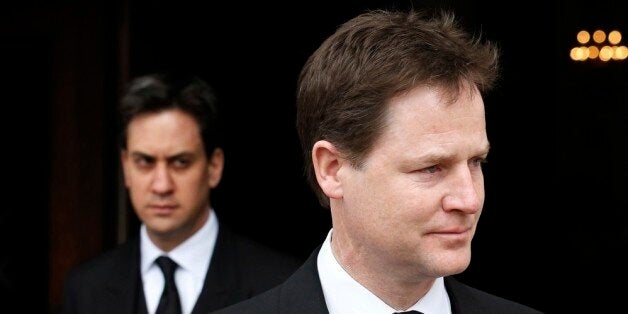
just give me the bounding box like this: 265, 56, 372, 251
123, 109, 212, 251
329, 84, 487, 306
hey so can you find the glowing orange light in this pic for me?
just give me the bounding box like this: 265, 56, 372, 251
593, 30, 606, 43
571, 29, 625, 62
608, 30, 622, 45
599, 46, 613, 61
569, 47, 579, 61
577, 30, 590, 44
588, 46, 599, 59
614, 46, 628, 60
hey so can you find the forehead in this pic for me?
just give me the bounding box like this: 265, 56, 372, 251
373, 84, 487, 156
126, 109, 203, 152
389, 85, 485, 127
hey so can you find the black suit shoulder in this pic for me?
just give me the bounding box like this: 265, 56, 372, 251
445, 277, 543, 314
212, 246, 543, 314
220, 230, 303, 294
213, 285, 283, 314
63, 227, 303, 314
63, 240, 140, 314
211, 246, 326, 314
65, 240, 137, 284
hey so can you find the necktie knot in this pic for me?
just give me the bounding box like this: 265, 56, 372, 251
155, 256, 178, 280
393, 311, 423, 314
154, 256, 181, 314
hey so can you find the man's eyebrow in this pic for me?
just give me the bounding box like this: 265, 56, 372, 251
130, 151, 155, 160
166, 152, 195, 162
404, 143, 491, 165
129, 151, 197, 163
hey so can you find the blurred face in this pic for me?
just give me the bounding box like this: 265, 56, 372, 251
332, 84, 488, 280
122, 109, 223, 251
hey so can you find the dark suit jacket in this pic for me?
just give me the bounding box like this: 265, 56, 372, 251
212, 246, 542, 314
62, 226, 301, 314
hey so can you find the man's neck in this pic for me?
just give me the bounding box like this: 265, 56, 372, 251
330, 230, 436, 310
148, 208, 210, 252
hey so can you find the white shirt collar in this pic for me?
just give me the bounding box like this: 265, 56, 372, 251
140, 209, 219, 314
140, 208, 218, 276
317, 229, 451, 314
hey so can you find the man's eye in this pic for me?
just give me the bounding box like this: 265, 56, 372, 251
471, 158, 487, 168
134, 157, 153, 167
172, 158, 190, 168
420, 165, 440, 174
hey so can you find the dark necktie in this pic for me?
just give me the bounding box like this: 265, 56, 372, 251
393, 311, 423, 314
155, 256, 182, 314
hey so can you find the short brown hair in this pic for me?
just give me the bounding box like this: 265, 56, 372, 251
296, 10, 499, 207
119, 74, 222, 158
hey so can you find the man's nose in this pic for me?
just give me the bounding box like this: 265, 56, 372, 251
150, 164, 174, 195
442, 166, 482, 214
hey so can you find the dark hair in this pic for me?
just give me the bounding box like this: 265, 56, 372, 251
119, 74, 222, 157
296, 10, 500, 207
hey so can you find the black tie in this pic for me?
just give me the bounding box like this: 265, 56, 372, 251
155, 256, 182, 314
393, 311, 423, 314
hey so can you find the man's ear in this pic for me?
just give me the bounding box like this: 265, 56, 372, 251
121, 150, 130, 188
207, 148, 225, 189
312, 140, 344, 199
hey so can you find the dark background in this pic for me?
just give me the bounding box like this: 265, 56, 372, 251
1, 0, 626, 313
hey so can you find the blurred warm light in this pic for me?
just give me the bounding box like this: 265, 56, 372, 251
570, 47, 589, 61
569, 47, 579, 60
610, 46, 620, 60
588, 46, 600, 59
580, 46, 590, 60
599, 46, 613, 61
608, 30, 622, 45
571, 29, 625, 62
577, 30, 590, 44
614, 46, 628, 60
593, 30, 606, 43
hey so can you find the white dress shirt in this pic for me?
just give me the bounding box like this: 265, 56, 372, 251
317, 230, 452, 314
140, 209, 219, 314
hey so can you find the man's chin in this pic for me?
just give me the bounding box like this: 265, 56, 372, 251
146, 221, 179, 237
429, 250, 472, 277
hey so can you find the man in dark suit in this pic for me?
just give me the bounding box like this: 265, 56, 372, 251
62, 74, 300, 314
214, 10, 542, 314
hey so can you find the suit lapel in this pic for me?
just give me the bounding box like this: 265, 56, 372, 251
99, 227, 238, 314
278, 245, 329, 314
192, 226, 244, 313
266, 249, 489, 314
102, 238, 144, 314
445, 276, 482, 314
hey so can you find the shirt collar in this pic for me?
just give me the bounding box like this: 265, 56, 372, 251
140, 208, 218, 282
317, 229, 451, 314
